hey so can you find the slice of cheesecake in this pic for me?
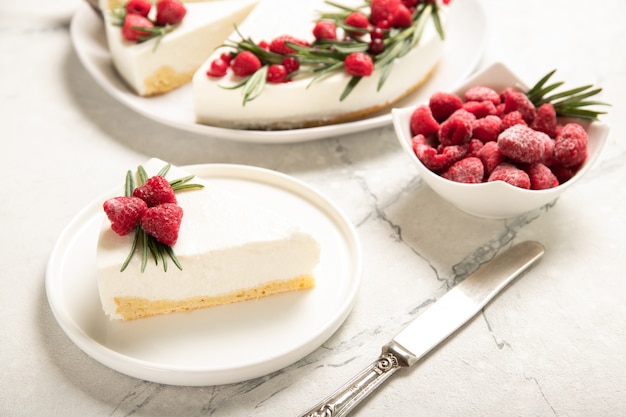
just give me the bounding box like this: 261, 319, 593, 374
100, 0, 258, 96
96, 158, 320, 320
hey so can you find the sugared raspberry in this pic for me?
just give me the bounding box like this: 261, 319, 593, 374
429, 92, 463, 123
231, 51, 262, 77
477, 141, 505, 176
501, 111, 527, 130
438, 109, 475, 146
141, 203, 183, 246
472, 115, 502, 142
526, 163, 559, 190
464, 86, 500, 106
410, 105, 439, 137
132, 176, 177, 207
487, 163, 531, 189
412, 134, 467, 172
122, 14, 154, 42
344, 52, 374, 77
103, 196, 147, 236
441, 157, 484, 184
269, 35, 308, 55
125, 0, 152, 17
206, 58, 228, 77
313, 21, 337, 40
531, 103, 558, 138
554, 123, 588, 167
468, 138, 484, 157
463, 100, 496, 119
503, 90, 537, 124
498, 87, 517, 103
155, 0, 187, 26
267, 64, 288, 83
497, 124, 553, 164
550, 164, 577, 184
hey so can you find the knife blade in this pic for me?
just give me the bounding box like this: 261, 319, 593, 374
298, 241, 545, 417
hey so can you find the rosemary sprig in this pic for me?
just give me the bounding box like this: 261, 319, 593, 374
525, 69, 610, 120
108, 6, 175, 51
118, 164, 204, 273
221, 0, 445, 105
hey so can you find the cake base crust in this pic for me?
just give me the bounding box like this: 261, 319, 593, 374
113, 275, 315, 320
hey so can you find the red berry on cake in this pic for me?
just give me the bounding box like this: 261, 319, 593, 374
140, 203, 183, 246
121, 14, 154, 42
103, 196, 147, 236
313, 21, 337, 40
282, 56, 300, 73
390, 4, 412, 28
125, 0, 152, 17
344, 52, 374, 77
231, 51, 262, 77
269, 35, 308, 55
344, 11, 370, 31
155, 0, 187, 26
206, 58, 229, 78
132, 176, 177, 207
370, 0, 402, 26
267, 64, 288, 83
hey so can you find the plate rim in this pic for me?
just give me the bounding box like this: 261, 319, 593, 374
69, 0, 488, 144
45, 163, 363, 385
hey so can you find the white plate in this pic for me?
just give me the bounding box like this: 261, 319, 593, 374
45, 164, 362, 386
70, 0, 488, 143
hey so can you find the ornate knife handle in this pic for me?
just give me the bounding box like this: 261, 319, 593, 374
298, 342, 415, 417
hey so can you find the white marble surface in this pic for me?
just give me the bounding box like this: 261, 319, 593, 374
2, 0, 626, 416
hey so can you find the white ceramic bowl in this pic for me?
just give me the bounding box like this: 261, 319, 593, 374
392, 62, 610, 219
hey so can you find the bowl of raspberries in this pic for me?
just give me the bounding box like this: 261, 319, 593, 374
392, 62, 610, 219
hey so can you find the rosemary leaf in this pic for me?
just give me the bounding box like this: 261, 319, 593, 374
137, 165, 148, 185
157, 163, 171, 177
124, 170, 134, 197
165, 245, 183, 271
340, 76, 362, 101
242, 66, 268, 105
120, 226, 140, 272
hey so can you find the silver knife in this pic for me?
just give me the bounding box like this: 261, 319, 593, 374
298, 240, 545, 417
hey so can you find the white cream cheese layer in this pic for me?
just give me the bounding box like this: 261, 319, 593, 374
100, 0, 258, 96
96, 159, 320, 320
192, 0, 445, 129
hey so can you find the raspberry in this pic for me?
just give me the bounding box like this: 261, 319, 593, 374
370, 0, 402, 25
468, 138, 484, 157
313, 21, 337, 40
438, 109, 475, 146
344, 52, 374, 77
554, 123, 588, 167
267, 64, 288, 83
125, 0, 152, 17
472, 115, 502, 142
500, 110, 527, 130
281, 56, 300, 73
462, 100, 496, 119
141, 203, 183, 246
497, 124, 553, 164
487, 163, 531, 189
550, 164, 577, 184
155, 0, 187, 26
412, 134, 467, 172
410, 105, 439, 137
503, 90, 537, 124
429, 92, 463, 123
390, 4, 412, 28
526, 163, 559, 190
531, 103, 558, 138
463, 86, 500, 106
477, 141, 505, 176
132, 176, 177, 207
103, 196, 147, 236
206, 58, 228, 77
231, 51, 262, 77
269, 35, 308, 55
121, 14, 154, 42
345, 11, 370, 31
441, 157, 484, 184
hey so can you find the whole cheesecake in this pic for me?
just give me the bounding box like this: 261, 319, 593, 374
192, 0, 448, 129
96, 159, 320, 320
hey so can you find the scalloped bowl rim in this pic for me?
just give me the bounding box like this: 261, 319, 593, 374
392, 62, 610, 219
